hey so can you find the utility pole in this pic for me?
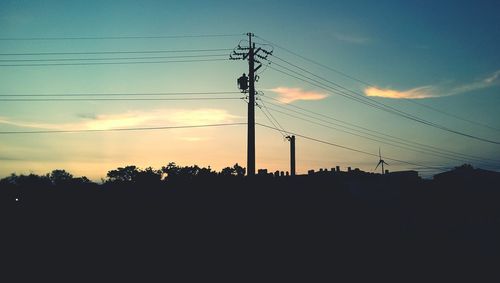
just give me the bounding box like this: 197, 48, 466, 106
231, 33, 272, 176
286, 135, 296, 176
247, 33, 256, 176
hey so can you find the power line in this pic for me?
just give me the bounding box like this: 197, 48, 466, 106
0, 34, 243, 41
257, 104, 286, 138
0, 91, 240, 97
0, 97, 242, 102
259, 99, 288, 136
0, 48, 232, 56
255, 35, 368, 86
0, 58, 228, 67
0, 54, 228, 62
262, 102, 500, 168
256, 122, 451, 171
258, 35, 500, 134
267, 61, 500, 145
0, 122, 246, 135
256, 102, 288, 138
261, 96, 500, 165
406, 99, 500, 133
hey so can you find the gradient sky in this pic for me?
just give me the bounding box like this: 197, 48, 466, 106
1, 0, 499, 180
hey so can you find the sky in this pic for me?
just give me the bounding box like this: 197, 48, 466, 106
1, 0, 500, 180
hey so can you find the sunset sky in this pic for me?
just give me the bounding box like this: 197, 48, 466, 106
1, 0, 500, 180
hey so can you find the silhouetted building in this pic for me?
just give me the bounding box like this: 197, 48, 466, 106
387, 170, 419, 181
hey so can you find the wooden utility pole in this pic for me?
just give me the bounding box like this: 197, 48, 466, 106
231, 33, 272, 176
247, 33, 256, 176
287, 135, 296, 176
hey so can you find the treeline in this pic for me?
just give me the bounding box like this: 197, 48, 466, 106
2, 162, 500, 265
0, 162, 247, 188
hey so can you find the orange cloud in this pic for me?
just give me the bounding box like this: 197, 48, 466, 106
269, 87, 328, 103
365, 70, 500, 100
364, 86, 435, 99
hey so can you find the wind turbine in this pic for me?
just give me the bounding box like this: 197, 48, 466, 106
374, 148, 389, 174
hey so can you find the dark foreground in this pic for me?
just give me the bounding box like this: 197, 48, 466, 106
2, 170, 500, 280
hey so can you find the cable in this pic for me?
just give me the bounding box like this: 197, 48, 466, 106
405, 99, 500, 132
267, 62, 500, 145
256, 122, 451, 171
0, 122, 246, 134
0, 91, 240, 97
261, 96, 500, 164
263, 103, 500, 168
257, 103, 287, 138
256, 35, 369, 85
0, 97, 243, 102
0, 48, 232, 56
258, 105, 286, 138
0, 34, 243, 41
0, 58, 228, 67
258, 35, 500, 134
0, 54, 228, 62
259, 99, 288, 136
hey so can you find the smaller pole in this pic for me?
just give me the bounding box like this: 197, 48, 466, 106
287, 135, 296, 176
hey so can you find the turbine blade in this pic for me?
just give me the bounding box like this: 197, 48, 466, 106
374, 161, 381, 171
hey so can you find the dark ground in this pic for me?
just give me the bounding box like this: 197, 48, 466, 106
2, 172, 500, 281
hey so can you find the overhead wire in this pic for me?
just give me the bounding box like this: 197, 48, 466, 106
0, 54, 228, 62
0, 48, 233, 56
257, 122, 451, 171
0, 34, 244, 41
0, 58, 228, 67
0, 91, 240, 97
261, 101, 500, 168
0, 97, 243, 102
0, 122, 246, 135
257, 35, 500, 134
260, 96, 500, 165
266, 60, 500, 145
257, 98, 289, 136
257, 103, 287, 139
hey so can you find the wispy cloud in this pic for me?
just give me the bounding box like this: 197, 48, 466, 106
269, 87, 328, 103
364, 70, 500, 99
0, 108, 240, 130
484, 70, 500, 84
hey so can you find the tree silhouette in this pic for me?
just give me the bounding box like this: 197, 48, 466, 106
106, 166, 139, 183
135, 167, 162, 183
49, 169, 73, 186
233, 163, 245, 177
220, 163, 245, 177
220, 166, 236, 176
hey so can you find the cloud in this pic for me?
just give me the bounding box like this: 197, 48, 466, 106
483, 70, 500, 84
0, 108, 240, 130
269, 87, 328, 103
364, 86, 436, 99
365, 70, 500, 99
